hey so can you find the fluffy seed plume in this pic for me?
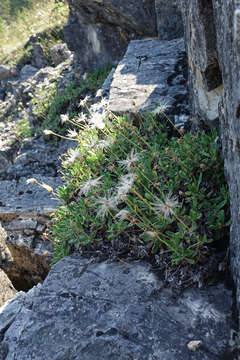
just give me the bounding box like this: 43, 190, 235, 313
67, 129, 78, 138
65, 148, 81, 165
118, 149, 140, 171
60, 114, 69, 124
151, 100, 170, 115
79, 176, 103, 195
89, 112, 106, 130
153, 193, 179, 219
96, 192, 117, 219
117, 173, 136, 198
115, 209, 130, 221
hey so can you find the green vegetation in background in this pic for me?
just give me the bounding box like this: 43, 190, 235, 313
0, 0, 69, 65
15, 117, 32, 140
31, 66, 113, 136
46, 107, 230, 265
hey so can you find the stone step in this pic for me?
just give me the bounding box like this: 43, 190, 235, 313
108, 38, 189, 125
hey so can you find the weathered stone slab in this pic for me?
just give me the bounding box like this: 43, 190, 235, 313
108, 38, 188, 117
155, 0, 184, 40
0, 176, 62, 218
0, 256, 234, 359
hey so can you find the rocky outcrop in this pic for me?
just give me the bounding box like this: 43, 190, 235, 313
50, 43, 72, 66
180, 0, 222, 128
108, 38, 189, 126
155, 0, 184, 40
180, 0, 240, 326
64, 0, 155, 72
0, 136, 74, 290
0, 256, 234, 359
64, 0, 184, 72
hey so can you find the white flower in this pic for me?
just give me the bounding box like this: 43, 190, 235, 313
65, 148, 81, 165
89, 112, 106, 130
153, 193, 179, 219
60, 114, 69, 124
152, 100, 170, 115
118, 149, 140, 171
67, 129, 78, 138
116, 173, 136, 198
115, 209, 130, 221
96, 192, 118, 219
79, 176, 103, 195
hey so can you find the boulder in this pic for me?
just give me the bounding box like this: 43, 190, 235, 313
155, 0, 184, 40
108, 38, 189, 126
50, 43, 72, 66
20, 65, 38, 81
0, 256, 234, 359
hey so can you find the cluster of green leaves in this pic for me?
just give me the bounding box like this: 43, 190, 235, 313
15, 117, 32, 140
31, 66, 113, 136
50, 110, 230, 265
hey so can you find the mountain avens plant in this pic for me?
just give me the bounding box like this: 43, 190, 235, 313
30, 101, 230, 265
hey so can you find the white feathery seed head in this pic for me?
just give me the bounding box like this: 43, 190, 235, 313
79, 176, 103, 195
153, 193, 179, 219
96, 192, 118, 219
118, 149, 140, 171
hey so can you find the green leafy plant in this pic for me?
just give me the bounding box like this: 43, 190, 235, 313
40, 104, 230, 265
15, 116, 32, 140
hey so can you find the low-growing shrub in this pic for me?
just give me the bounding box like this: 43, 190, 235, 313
47, 107, 230, 265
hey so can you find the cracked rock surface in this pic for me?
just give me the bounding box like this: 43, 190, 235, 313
0, 256, 234, 360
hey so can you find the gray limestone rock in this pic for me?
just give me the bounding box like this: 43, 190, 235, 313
179, 0, 240, 329
108, 38, 189, 118
0, 134, 73, 290
30, 44, 48, 69
0, 256, 234, 359
20, 65, 38, 81
0, 66, 17, 81
64, 0, 157, 71
50, 43, 72, 66
155, 0, 184, 40
0, 269, 17, 308
180, 0, 222, 127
